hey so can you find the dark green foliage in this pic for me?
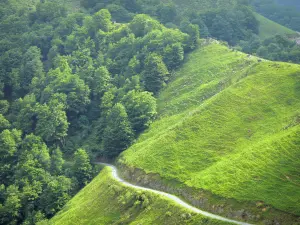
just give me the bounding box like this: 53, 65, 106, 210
0, 184, 22, 224
39, 59, 91, 115
0, 100, 9, 114
33, 0, 67, 23
143, 53, 169, 95
93, 9, 112, 33
20, 46, 44, 94
0, 114, 10, 131
103, 103, 134, 157
180, 22, 200, 51
35, 96, 69, 143
240, 34, 300, 64
39, 176, 72, 217
0, 129, 21, 185
73, 149, 92, 188
80, 0, 260, 47
252, 0, 300, 31
0, 132, 73, 224
92, 67, 111, 98
106, 4, 133, 22
51, 148, 65, 175
157, 3, 177, 24
200, 6, 259, 45
13, 94, 37, 134
122, 90, 157, 133
129, 14, 161, 37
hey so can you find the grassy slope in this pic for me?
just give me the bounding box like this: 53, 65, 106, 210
255, 13, 296, 39
47, 167, 231, 225
119, 42, 300, 216
168, 0, 296, 39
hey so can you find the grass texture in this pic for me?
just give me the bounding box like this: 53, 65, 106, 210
119, 42, 300, 216
47, 167, 232, 225
255, 13, 296, 39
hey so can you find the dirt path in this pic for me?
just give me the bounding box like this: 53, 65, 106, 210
95, 162, 253, 225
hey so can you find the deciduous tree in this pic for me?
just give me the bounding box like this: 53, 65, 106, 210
103, 103, 134, 157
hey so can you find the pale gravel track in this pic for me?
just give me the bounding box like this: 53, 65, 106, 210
95, 162, 253, 225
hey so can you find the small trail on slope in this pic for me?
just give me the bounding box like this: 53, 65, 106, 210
95, 162, 253, 225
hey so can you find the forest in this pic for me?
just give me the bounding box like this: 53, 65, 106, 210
0, 0, 196, 223
1, 0, 300, 224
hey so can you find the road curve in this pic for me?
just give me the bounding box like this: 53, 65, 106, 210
95, 162, 253, 225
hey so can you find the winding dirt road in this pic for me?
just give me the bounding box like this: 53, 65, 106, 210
96, 162, 253, 225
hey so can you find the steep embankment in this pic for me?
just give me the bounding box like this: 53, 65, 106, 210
47, 166, 233, 225
118, 42, 300, 224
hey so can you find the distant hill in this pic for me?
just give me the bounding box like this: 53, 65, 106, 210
253, 0, 300, 32
275, 0, 300, 10
254, 13, 296, 39
171, 0, 296, 39
119, 42, 300, 224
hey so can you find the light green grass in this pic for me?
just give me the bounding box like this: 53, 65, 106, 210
47, 167, 231, 225
255, 13, 296, 39
119, 43, 300, 216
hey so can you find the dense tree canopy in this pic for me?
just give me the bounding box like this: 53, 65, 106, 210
0, 1, 194, 223
122, 90, 157, 133
103, 103, 134, 157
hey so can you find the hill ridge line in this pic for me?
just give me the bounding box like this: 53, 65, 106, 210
95, 162, 253, 225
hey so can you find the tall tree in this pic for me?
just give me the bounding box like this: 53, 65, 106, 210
38, 175, 72, 217
35, 94, 69, 143
163, 43, 184, 70
50, 148, 65, 175
20, 46, 44, 94
0, 129, 22, 185
0, 114, 10, 131
93, 9, 112, 32
122, 90, 157, 133
73, 148, 92, 188
103, 103, 134, 157
181, 23, 200, 51
143, 53, 169, 95
41, 58, 90, 115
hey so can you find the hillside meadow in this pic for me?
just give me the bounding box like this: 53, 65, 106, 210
119, 42, 300, 222
46, 167, 232, 225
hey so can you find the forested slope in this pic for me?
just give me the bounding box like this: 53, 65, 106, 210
119, 42, 300, 224
80, 0, 300, 64
0, 0, 196, 223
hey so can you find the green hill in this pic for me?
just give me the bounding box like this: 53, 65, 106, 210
255, 13, 296, 39
169, 0, 296, 39
47, 42, 300, 225
47, 167, 231, 225
118, 42, 300, 223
